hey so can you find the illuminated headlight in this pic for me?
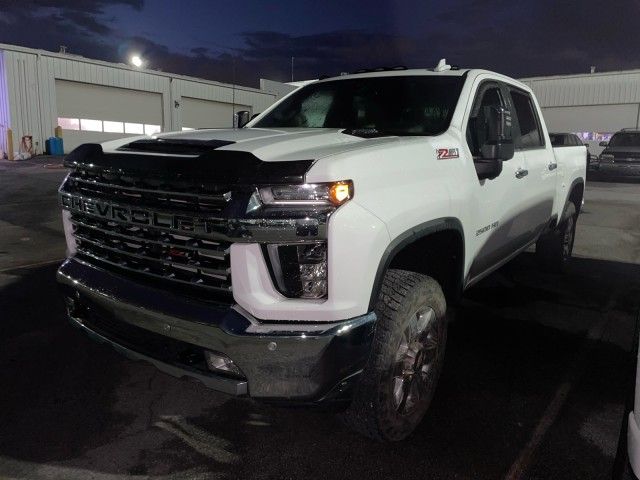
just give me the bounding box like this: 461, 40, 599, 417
600, 154, 614, 163
265, 242, 328, 299
259, 181, 353, 206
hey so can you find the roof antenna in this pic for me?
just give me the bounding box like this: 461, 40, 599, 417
434, 58, 451, 72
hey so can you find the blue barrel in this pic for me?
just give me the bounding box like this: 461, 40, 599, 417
55, 137, 64, 155
45, 137, 55, 155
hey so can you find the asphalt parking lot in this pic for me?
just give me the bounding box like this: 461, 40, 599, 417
1, 158, 639, 480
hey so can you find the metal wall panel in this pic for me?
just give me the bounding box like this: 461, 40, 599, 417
181, 97, 251, 129
3, 50, 42, 155
540, 104, 640, 132
173, 78, 275, 129
0, 43, 278, 154
521, 70, 640, 107
0, 51, 11, 156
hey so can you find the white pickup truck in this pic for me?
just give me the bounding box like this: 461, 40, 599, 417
57, 60, 586, 441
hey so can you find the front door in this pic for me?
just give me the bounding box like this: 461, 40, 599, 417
464, 80, 530, 283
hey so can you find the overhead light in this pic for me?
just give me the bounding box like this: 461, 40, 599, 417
130, 55, 144, 68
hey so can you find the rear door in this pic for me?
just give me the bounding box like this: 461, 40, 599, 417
506, 86, 557, 234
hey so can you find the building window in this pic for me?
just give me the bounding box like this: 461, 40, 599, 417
144, 124, 161, 136
80, 119, 103, 132
57, 118, 161, 135
124, 122, 144, 134
103, 121, 124, 133
57, 117, 80, 131
574, 132, 614, 142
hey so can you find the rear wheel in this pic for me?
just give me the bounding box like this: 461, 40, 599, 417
536, 202, 577, 273
339, 269, 447, 441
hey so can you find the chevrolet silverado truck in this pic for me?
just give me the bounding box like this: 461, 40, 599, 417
57, 61, 586, 441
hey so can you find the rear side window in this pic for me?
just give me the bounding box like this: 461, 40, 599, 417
549, 134, 564, 146
510, 90, 544, 149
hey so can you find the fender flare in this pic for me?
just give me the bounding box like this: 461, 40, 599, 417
562, 177, 585, 220
368, 217, 465, 311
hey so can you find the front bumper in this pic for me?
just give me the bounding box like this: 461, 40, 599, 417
57, 258, 376, 402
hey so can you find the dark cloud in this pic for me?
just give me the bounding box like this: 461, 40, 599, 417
0, 0, 639, 89
2, 0, 142, 13
0, 0, 141, 57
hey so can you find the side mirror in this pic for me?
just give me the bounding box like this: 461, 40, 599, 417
480, 106, 514, 161
599, 141, 609, 147
234, 110, 251, 128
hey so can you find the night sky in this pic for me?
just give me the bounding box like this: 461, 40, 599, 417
1, 0, 639, 88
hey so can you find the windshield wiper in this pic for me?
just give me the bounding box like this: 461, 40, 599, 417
342, 128, 430, 138
342, 128, 396, 138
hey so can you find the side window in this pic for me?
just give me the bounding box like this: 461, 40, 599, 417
466, 84, 504, 157
549, 134, 562, 146
509, 89, 544, 149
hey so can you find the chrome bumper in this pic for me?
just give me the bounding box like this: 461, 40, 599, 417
57, 258, 376, 402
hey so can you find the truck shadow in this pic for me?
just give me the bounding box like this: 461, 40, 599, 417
0, 255, 638, 479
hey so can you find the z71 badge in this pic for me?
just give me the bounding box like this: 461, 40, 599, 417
436, 148, 459, 159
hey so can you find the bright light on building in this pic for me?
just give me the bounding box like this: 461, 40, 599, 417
130, 55, 143, 68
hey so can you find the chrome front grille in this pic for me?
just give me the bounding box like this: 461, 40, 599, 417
64, 167, 235, 297
66, 170, 231, 215
70, 212, 232, 295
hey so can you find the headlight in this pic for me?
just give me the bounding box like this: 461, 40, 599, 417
259, 181, 353, 206
600, 154, 614, 163
265, 242, 328, 299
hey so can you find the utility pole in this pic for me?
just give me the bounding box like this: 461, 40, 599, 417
232, 56, 236, 125
291, 56, 294, 82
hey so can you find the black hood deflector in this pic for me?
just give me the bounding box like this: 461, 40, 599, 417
64, 143, 314, 185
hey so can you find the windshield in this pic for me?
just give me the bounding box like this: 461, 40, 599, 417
253, 75, 465, 136
609, 132, 640, 147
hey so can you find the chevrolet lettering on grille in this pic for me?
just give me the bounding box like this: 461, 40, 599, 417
60, 193, 221, 234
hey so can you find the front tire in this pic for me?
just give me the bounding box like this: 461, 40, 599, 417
340, 269, 447, 441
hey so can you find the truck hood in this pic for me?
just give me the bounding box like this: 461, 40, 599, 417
102, 127, 404, 162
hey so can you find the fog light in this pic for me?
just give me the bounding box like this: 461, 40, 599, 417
204, 351, 244, 378
299, 262, 327, 299
265, 242, 328, 299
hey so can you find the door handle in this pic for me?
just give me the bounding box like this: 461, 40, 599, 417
515, 168, 529, 179
548, 163, 558, 171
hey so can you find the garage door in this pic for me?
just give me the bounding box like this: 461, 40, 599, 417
181, 97, 251, 130
56, 80, 163, 152
540, 104, 640, 133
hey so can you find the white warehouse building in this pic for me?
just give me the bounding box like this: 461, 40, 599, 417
1, 40, 639, 158
0, 43, 279, 156
520, 69, 640, 154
